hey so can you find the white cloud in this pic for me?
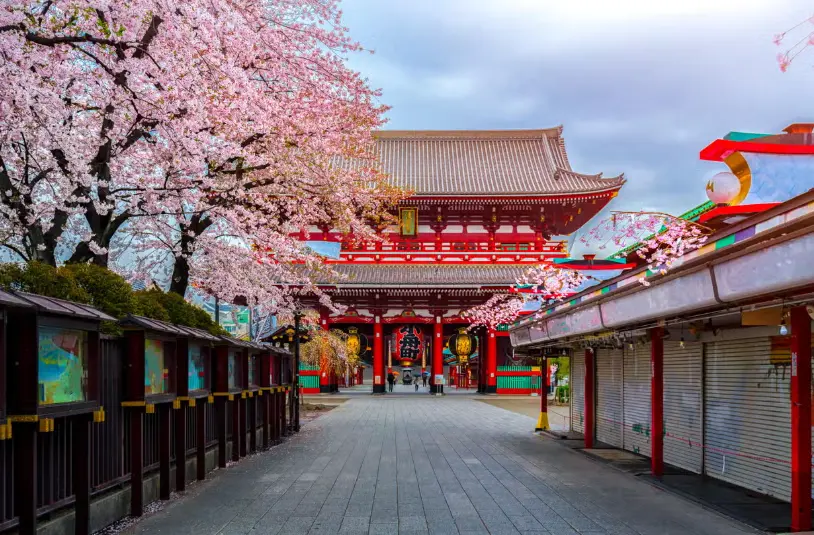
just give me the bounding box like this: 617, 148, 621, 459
422, 74, 477, 99
341, 0, 814, 215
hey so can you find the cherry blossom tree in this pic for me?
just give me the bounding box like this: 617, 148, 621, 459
464, 212, 709, 328
580, 212, 709, 284
300, 328, 350, 374
464, 264, 589, 328
0, 0, 400, 290
517, 264, 588, 299
463, 293, 526, 329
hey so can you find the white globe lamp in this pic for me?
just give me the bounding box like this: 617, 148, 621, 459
706, 171, 741, 205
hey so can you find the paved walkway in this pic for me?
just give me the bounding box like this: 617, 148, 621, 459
124, 397, 756, 535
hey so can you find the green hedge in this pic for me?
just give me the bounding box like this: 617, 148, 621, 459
0, 262, 227, 336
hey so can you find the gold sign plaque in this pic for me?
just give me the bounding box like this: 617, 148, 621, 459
399, 207, 417, 236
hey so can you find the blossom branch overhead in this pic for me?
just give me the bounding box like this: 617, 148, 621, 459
580, 211, 709, 285
774, 14, 814, 71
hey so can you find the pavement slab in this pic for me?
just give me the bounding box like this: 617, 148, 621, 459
120, 396, 759, 535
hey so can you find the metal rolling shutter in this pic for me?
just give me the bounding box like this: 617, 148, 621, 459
623, 345, 650, 457
596, 348, 624, 448
663, 340, 703, 474
571, 351, 585, 434
704, 338, 791, 501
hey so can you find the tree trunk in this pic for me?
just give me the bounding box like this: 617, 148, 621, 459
169, 255, 190, 296
68, 211, 129, 267
168, 214, 212, 297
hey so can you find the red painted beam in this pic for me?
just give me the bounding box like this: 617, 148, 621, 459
700, 138, 814, 161
383, 316, 433, 324
697, 203, 780, 224
329, 316, 375, 324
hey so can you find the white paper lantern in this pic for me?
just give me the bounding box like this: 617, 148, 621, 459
705, 171, 741, 205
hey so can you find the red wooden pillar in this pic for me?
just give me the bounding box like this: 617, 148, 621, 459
650, 328, 664, 477
486, 328, 497, 393
790, 306, 812, 532
270, 389, 278, 444
373, 315, 385, 394
432, 317, 444, 394
585, 348, 595, 449
320, 309, 330, 393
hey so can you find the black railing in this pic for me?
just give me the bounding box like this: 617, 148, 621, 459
0, 336, 279, 532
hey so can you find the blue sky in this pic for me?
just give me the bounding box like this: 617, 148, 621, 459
342, 0, 814, 218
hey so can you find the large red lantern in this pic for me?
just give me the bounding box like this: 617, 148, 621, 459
393, 325, 424, 363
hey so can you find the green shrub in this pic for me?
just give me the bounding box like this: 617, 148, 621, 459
132, 289, 171, 322
0, 261, 90, 303
133, 289, 226, 336
62, 263, 136, 320
0, 261, 228, 336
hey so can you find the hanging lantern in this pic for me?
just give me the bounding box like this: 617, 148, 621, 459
346, 327, 368, 358
394, 325, 424, 362
448, 328, 477, 364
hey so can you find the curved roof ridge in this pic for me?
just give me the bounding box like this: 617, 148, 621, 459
374, 127, 563, 140
336, 126, 625, 196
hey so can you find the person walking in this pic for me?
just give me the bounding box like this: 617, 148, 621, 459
387, 372, 395, 393
422, 374, 428, 387
415, 378, 419, 392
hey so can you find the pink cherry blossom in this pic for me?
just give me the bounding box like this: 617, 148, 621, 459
773, 16, 814, 71
463, 294, 526, 330
580, 211, 709, 284
0, 0, 404, 314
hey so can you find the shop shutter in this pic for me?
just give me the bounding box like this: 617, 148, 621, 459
623, 345, 650, 457
663, 340, 703, 473
704, 338, 790, 501
571, 350, 585, 434
596, 348, 624, 448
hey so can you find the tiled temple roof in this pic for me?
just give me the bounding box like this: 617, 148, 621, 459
354, 128, 625, 196
320, 264, 527, 287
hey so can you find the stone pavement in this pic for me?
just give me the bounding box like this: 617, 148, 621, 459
124, 396, 758, 535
